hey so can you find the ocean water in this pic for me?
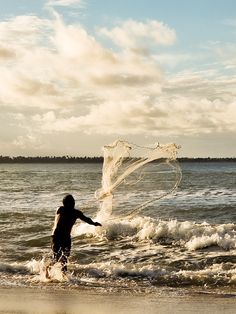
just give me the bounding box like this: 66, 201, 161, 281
0, 161, 236, 295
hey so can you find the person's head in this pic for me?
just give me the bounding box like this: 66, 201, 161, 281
63, 194, 75, 209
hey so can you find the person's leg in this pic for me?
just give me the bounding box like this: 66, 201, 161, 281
51, 236, 63, 262
45, 236, 62, 279
60, 238, 71, 272
60, 249, 69, 272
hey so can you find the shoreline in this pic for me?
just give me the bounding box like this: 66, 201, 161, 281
1, 286, 236, 314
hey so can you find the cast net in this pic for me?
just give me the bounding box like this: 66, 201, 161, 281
95, 140, 181, 221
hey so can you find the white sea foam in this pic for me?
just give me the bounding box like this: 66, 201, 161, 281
73, 213, 236, 252
0, 262, 29, 274
72, 222, 100, 237
185, 231, 236, 251
105, 222, 137, 240
26, 258, 68, 282
73, 259, 236, 287
178, 263, 236, 284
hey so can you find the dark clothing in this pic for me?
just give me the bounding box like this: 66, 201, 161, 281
51, 206, 97, 271
51, 234, 71, 271
53, 206, 95, 238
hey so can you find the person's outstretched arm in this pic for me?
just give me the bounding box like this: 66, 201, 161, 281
77, 210, 102, 226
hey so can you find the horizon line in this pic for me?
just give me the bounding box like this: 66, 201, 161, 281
0, 156, 235, 162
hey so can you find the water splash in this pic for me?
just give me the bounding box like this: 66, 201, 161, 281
95, 140, 181, 222
26, 258, 68, 282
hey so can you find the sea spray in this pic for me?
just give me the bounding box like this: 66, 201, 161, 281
26, 258, 68, 282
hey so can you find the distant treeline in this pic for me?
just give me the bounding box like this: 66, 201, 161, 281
0, 156, 235, 163
0, 156, 103, 163
178, 157, 236, 162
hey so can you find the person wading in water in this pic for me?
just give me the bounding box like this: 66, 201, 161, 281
47, 194, 102, 276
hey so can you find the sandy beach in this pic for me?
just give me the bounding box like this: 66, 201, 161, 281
0, 287, 236, 314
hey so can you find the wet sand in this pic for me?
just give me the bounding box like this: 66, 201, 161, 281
0, 287, 236, 314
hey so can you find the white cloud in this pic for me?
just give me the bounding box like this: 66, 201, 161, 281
0, 15, 51, 48
0, 14, 164, 110
0, 12, 235, 156
31, 82, 236, 137
13, 134, 42, 149
47, 0, 85, 7
222, 19, 236, 27
152, 53, 193, 69
99, 20, 176, 52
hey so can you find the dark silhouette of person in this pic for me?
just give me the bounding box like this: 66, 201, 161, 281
50, 194, 102, 273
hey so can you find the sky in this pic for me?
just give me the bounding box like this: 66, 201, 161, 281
0, 0, 236, 157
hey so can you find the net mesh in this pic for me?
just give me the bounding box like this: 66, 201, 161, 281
94, 140, 181, 221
